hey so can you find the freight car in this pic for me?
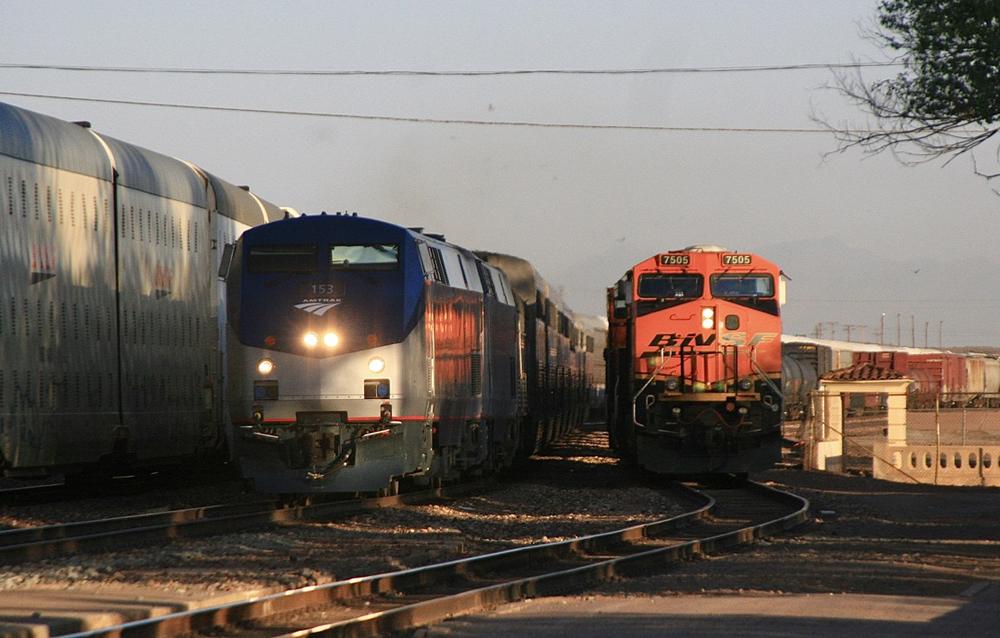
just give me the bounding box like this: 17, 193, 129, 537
781, 336, 1000, 416
0, 102, 283, 479
224, 214, 599, 494
605, 246, 785, 477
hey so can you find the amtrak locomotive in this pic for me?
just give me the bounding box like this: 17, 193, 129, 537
606, 246, 785, 477
225, 213, 599, 494
0, 102, 283, 478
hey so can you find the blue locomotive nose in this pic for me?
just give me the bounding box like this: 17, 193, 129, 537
231, 216, 424, 357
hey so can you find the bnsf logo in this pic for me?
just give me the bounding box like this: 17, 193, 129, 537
647, 333, 716, 349
645, 331, 777, 351
722, 332, 777, 346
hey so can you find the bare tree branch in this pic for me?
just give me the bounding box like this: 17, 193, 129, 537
816, 1, 1000, 178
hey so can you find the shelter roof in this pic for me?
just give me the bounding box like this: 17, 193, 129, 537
820, 362, 909, 382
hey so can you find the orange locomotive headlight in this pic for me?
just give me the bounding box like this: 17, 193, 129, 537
701, 307, 715, 330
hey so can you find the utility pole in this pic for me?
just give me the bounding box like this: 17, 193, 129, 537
845, 324, 866, 342
825, 322, 838, 340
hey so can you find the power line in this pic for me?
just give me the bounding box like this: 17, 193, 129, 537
0, 61, 901, 76
0, 90, 834, 133
795, 298, 1000, 304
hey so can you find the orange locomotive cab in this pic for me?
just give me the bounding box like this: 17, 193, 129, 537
606, 246, 784, 476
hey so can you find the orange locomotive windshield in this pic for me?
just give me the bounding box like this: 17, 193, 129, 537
630, 250, 782, 389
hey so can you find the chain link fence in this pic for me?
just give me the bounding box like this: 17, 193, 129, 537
784, 392, 1000, 486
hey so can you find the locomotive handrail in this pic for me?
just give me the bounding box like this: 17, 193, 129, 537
633, 347, 671, 402
632, 347, 672, 428
749, 347, 784, 401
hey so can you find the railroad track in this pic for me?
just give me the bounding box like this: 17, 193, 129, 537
0, 483, 490, 565
57, 480, 809, 638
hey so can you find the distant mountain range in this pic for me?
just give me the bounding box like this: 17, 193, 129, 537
763, 237, 998, 350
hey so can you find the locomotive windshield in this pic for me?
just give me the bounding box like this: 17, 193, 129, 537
637, 274, 703, 299
248, 245, 318, 274
710, 273, 774, 298
330, 244, 399, 269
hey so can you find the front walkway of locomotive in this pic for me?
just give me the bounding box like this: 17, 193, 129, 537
223, 213, 522, 495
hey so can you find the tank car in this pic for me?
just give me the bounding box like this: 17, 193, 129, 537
226, 214, 529, 493
605, 246, 785, 476
780, 354, 816, 421
0, 102, 283, 478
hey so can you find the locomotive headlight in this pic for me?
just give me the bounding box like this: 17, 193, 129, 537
368, 357, 386, 373
323, 332, 339, 347
701, 307, 715, 329
304, 332, 319, 347
738, 377, 754, 391
257, 358, 274, 375
665, 378, 680, 391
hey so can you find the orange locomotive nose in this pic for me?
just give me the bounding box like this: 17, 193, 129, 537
606, 245, 785, 476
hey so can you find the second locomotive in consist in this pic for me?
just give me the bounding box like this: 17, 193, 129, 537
225, 213, 598, 494
606, 246, 785, 476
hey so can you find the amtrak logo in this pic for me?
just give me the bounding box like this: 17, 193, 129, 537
295, 301, 341, 316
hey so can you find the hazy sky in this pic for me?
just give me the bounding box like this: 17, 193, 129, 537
2, 1, 998, 346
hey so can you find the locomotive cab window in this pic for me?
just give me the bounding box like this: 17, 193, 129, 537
637, 274, 703, 299
248, 245, 318, 273
710, 274, 774, 298
330, 244, 399, 269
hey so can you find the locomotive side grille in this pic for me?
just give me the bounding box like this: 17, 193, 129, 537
471, 352, 482, 396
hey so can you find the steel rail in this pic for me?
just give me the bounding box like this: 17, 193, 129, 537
63, 480, 809, 638
0, 482, 490, 565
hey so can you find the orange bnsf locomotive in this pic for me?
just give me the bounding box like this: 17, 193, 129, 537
606, 246, 785, 477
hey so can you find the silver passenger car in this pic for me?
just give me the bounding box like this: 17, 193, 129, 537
0, 102, 282, 477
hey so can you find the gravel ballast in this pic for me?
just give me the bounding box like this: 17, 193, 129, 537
3, 428, 999, 602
